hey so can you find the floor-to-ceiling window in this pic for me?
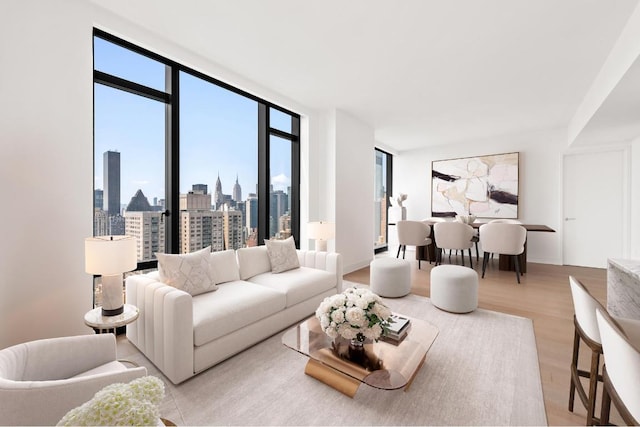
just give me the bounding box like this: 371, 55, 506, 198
92, 30, 301, 304
374, 149, 392, 253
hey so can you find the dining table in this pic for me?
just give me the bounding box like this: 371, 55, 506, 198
417, 221, 555, 273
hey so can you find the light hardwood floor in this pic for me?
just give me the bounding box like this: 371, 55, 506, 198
344, 251, 621, 426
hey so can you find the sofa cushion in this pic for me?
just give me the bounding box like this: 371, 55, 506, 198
192, 281, 286, 346
265, 236, 300, 273
210, 249, 240, 284
237, 246, 272, 280
247, 266, 336, 307
156, 247, 218, 296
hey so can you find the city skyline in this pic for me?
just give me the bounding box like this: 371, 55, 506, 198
93, 36, 293, 210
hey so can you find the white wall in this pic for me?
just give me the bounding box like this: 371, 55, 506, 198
1, 0, 94, 348
394, 129, 567, 265
334, 110, 376, 273
632, 139, 640, 259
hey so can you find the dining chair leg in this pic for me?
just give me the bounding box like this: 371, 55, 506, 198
514, 255, 521, 284
396, 245, 402, 258
474, 242, 479, 261
418, 259, 421, 270
461, 251, 465, 266
482, 252, 490, 278
468, 249, 473, 269
402, 246, 406, 259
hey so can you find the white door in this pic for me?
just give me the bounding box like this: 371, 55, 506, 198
563, 149, 626, 268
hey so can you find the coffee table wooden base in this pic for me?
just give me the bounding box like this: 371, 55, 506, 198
305, 359, 360, 397
304, 354, 428, 398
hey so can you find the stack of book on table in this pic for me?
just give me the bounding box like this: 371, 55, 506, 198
383, 314, 411, 344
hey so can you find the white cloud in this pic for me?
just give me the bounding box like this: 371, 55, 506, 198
271, 173, 290, 191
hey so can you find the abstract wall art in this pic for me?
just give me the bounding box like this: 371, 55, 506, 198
431, 152, 519, 219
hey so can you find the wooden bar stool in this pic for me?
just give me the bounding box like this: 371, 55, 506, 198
568, 276, 604, 426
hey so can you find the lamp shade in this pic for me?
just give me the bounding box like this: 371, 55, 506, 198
85, 236, 137, 275
307, 221, 335, 240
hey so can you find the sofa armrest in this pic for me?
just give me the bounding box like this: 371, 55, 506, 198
296, 250, 343, 291
126, 274, 194, 384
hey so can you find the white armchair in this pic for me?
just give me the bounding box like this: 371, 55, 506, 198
0, 334, 147, 426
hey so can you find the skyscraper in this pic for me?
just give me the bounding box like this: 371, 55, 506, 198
246, 193, 258, 231
94, 189, 103, 210
214, 174, 224, 209
192, 183, 208, 194
123, 189, 164, 261
270, 189, 288, 238
232, 175, 242, 202
103, 151, 121, 217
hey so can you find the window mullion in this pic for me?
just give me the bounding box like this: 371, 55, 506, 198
165, 65, 180, 254
257, 104, 269, 246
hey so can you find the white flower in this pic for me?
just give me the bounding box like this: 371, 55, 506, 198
345, 307, 367, 327
58, 376, 164, 426
354, 296, 369, 310
331, 308, 345, 323
371, 302, 391, 320
337, 323, 358, 339
319, 314, 331, 329
363, 323, 383, 340
315, 287, 392, 342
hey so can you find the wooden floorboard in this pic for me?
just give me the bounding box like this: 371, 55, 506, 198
344, 251, 622, 426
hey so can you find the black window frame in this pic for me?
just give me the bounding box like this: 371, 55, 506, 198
374, 148, 393, 254
93, 28, 301, 271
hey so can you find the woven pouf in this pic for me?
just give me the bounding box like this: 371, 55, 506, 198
370, 258, 411, 298
430, 265, 478, 313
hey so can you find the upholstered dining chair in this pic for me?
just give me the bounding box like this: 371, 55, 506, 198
0, 334, 147, 426
479, 222, 527, 283
567, 276, 605, 425
595, 308, 640, 425
487, 219, 522, 257
433, 221, 475, 269
396, 220, 432, 268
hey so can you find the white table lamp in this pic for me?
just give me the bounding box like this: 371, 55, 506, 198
308, 221, 335, 252
85, 235, 137, 316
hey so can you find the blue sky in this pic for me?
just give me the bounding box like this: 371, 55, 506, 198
93, 37, 291, 206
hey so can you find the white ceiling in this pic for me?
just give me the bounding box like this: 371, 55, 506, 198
91, 0, 639, 152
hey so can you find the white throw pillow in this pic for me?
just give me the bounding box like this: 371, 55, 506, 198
155, 246, 218, 296
210, 249, 240, 284
265, 236, 300, 274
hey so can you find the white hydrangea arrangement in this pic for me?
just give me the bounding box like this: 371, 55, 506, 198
57, 376, 165, 426
315, 287, 393, 343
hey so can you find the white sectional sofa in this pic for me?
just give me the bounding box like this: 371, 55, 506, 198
126, 246, 342, 384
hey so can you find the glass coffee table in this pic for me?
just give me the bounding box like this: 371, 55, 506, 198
282, 314, 438, 397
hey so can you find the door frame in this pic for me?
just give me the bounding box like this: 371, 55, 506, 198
561, 144, 631, 266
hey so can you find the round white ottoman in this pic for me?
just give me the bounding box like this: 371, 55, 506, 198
370, 258, 411, 298
430, 265, 478, 313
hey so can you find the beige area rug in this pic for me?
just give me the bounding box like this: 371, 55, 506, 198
118, 283, 547, 426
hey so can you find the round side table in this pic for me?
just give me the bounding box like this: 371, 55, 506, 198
84, 303, 139, 334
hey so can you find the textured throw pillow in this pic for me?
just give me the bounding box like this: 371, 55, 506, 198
155, 246, 218, 296
265, 236, 300, 273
